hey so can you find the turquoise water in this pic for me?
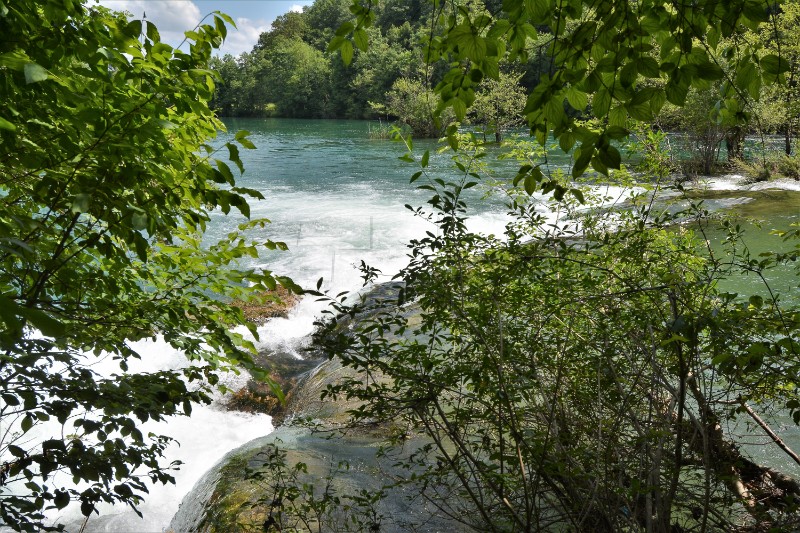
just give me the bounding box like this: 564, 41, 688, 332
212, 118, 514, 291
688, 190, 800, 299
213, 119, 800, 297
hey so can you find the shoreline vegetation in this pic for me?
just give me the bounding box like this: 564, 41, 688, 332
233, 285, 302, 326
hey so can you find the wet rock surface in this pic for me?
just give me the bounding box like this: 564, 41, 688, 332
171, 282, 460, 532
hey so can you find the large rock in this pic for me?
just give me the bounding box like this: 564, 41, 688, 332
170, 283, 459, 532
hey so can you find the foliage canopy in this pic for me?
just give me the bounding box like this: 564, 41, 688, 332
0, 1, 295, 530
335, 0, 791, 176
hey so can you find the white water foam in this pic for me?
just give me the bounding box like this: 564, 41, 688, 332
693, 174, 800, 192
33, 337, 275, 533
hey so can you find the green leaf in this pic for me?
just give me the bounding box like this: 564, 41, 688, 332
565, 87, 588, 110
22, 308, 65, 337
597, 145, 621, 169
572, 144, 594, 178
353, 29, 368, 52
544, 96, 565, 125
2, 393, 19, 406
54, 490, 70, 510
592, 89, 611, 117
524, 173, 537, 194
451, 97, 467, 121
146, 21, 160, 42
227, 143, 244, 173
608, 105, 628, 127
123, 19, 142, 38
450, 23, 487, 60
665, 74, 689, 105
620, 62, 637, 87
0, 50, 30, 70
8, 445, 25, 457
327, 35, 345, 53
559, 131, 576, 152
132, 213, 148, 231
0, 116, 15, 131
238, 137, 256, 150
421, 150, 430, 168
214, 11, 236, 27
605, 126, 629, 139
743, 0, 769, 22
525, 0, 550, 21
761, 54, 789, 82
649, 89, 667, 116
335, 21, 355, 37
638, 57, 660, 78
71, 193, 90, 213
215, 160, 235, 183
340, 40, 354, 66
24, 63, 48, 84
81, 501, 94, 517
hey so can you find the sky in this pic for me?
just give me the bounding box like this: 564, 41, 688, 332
94, 0, 314, 56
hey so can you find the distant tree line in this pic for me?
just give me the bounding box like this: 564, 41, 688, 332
212, 0, 800, 176
210, 0, 531, 139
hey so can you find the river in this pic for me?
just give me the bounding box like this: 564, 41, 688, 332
56, 119, 800, 531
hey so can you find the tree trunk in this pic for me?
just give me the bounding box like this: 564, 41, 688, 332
726, 125, 745, 161
786, 125, 793, 156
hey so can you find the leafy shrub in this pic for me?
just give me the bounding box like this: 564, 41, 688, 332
737, 153, 800, 183
777, 153, 800, 179
313, 134, 800, 531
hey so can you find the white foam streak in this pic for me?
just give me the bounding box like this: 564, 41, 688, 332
43, 337, 273, 532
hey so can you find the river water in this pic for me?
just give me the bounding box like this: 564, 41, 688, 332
54, 119, 800, 531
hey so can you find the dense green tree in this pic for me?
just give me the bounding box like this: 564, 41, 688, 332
255, 11, 309, 52
209, 54, 252, 116
208, 0, 440, 120
375, 0, 429, 32
258, 38, 332, 117
347, 28, 415, 117
336, 0, 790, 178
384, 77, 450, 137
304, 0, 355, 50
469, 71, 527, 141
756, 0, 800, 154
0, 2, 296, 530
659, 87, 728, 174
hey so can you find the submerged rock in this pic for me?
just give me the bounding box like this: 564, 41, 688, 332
169, 416, 455, 533
170, 282, 460, 532
225, 350, 323, 423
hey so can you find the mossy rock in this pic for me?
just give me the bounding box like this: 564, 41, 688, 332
172, 283, 462, 532
170, 423, 456, 533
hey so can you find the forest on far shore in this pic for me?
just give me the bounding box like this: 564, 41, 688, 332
211, 0, 800, 177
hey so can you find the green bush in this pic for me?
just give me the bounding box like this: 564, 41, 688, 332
313, 134, 800, 531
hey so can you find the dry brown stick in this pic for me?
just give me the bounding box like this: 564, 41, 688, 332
741, 400, 800, 468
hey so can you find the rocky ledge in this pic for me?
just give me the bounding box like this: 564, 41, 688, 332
170, 283, 460, 532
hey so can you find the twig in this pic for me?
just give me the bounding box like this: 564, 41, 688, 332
740, 400, 800, 468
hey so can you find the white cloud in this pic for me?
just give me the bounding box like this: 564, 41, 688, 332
96, 0, 202, 47
94, 0, 308, 56
219, 17, 271, 56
